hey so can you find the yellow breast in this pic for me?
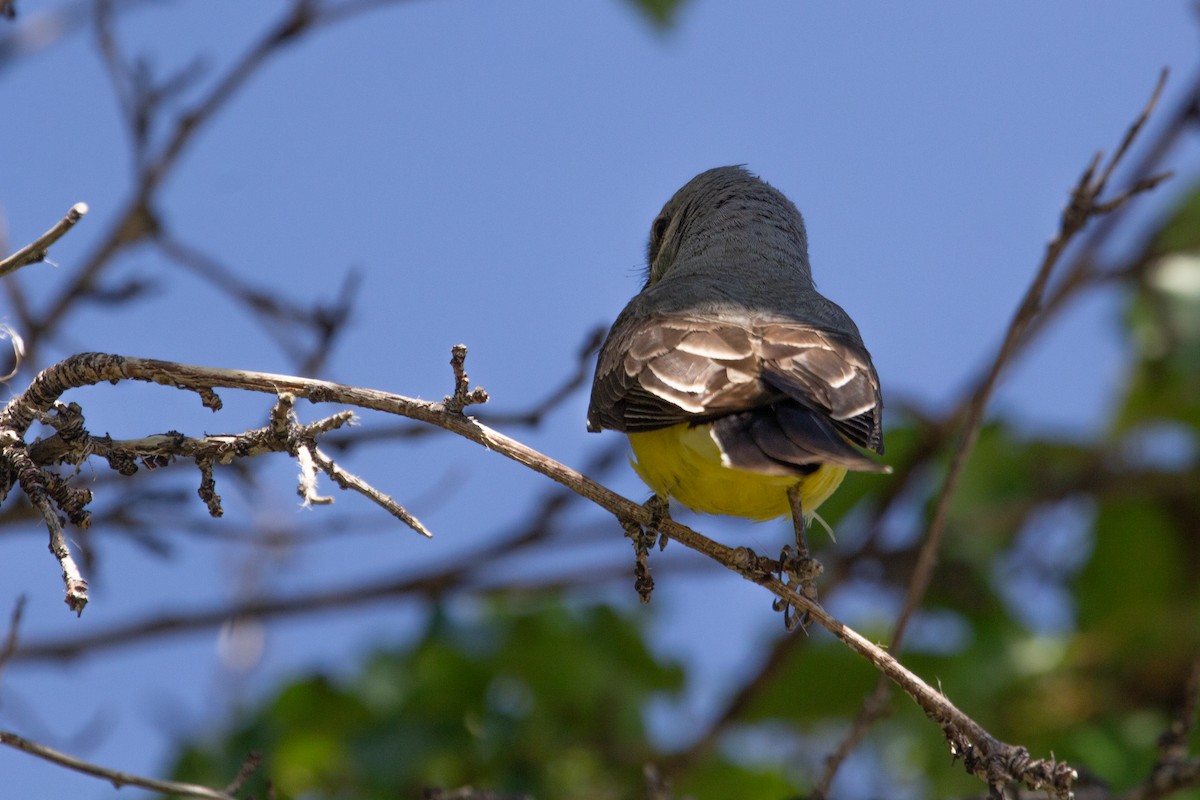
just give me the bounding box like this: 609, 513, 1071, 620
627, 423, 847, 521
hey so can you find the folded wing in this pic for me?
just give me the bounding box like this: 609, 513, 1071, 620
588, 313, 885, 469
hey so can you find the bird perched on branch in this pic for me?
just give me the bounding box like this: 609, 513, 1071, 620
588, 166, 888, 621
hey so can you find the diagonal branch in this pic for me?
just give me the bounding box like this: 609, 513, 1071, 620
0, 203, 88, 279
0, 350, 1074, 795
812, 68, 1174, 797
0, 729, 246, 800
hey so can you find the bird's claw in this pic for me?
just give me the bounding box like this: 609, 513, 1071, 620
774, 544, 823, 631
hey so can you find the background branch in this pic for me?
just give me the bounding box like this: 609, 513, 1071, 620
813, 68, 1177, 797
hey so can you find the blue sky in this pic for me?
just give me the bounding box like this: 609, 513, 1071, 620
2, 2, 1199, 797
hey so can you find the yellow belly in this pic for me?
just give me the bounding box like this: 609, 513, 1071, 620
627, 423, 847, 521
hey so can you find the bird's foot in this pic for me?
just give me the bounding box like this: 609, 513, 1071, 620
773, 544, 823, 631
620, 496, 671, 603
645, 495, 670, 550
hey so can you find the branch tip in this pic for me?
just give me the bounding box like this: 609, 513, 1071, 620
444, 344, 489, 413
0, 201, 92, 279
0, 729, 239, 800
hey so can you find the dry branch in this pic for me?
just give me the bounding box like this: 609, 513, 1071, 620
0, 360, 439, 609
0, 202, 88, 279
0, 349, 1074, 795
813, 68, 1174, 798
0, 595, 25, 680
0, 729, 247, 800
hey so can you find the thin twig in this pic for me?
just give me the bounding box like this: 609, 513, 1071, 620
0, 594, 26, 681
196, 455, 222, 517
1092, 69, 1169, 196
294, 444, 330, 505
224, 751, 262, 795
1124, 758, 1200, 800
269, 392, 429, 533
0, 202, 87, 278
322, 325, 605, 449
1, 432, 88, 613
443, 343, 489, 413
309, 445, 432, 537
0, 729, 239, 800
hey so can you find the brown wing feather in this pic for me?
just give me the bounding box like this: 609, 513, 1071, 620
588, 314, 884, 456
588, 314, 771, 432
757, 324, 884, 453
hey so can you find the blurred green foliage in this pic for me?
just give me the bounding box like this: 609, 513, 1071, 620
623, 0, 690, 30
167, 184, 1200, 799
171, 605, 685, 799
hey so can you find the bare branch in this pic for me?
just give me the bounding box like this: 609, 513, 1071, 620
1092, 170, 1174, 215
0, 430, 88, 613
814, 69, 1174, 796
294, 443, 330, 505
1092, 68, 1168, 197
2, 367, 443, 612
0, 729, 242, 800
1123, 759, 1200, 800
0, 350, 1074, 794
196, 454, 222, 517
268, 392, 430, 534
308, 444, 432, 537
907, 61, 1172, 674
0, 595, 26, 681
42, 492, 87, 615
443, 343, 489, 413
224, 751, 262, 796
0, 202, 87, 278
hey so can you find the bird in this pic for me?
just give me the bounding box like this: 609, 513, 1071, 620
587, 166, 888, 616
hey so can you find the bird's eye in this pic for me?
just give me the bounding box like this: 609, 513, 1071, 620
649, 213, 670, 263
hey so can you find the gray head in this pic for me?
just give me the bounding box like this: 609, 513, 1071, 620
645, 166, 812, 289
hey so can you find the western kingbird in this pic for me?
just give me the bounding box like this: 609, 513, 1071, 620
588, 166, 887, 535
